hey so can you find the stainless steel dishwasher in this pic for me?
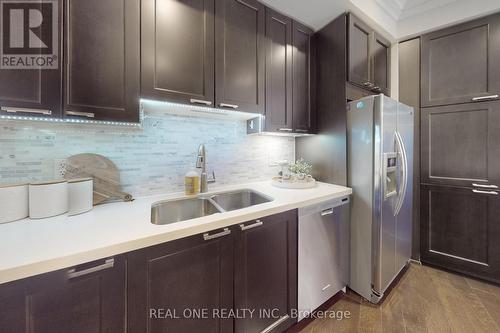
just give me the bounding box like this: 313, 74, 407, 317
297, 196, 350, 321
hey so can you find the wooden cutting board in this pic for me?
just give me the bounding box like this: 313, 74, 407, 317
65, 153, 133, 205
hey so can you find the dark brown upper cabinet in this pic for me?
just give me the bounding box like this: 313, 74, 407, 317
127, 228, 234, 333
372, 32, 391, 95
0, 0, 62, 119
215, 0, 265, 114
420, 184, 500, 284
265, 8, 293, 132
0, 256, 126, 333
421, 13, 500, 107
421, 101, 500, 188
234, 210, 298, 333
347, 13, 391, 96
292, 21, 316, 133
348, 14, 371, 89
64, 0, 140, 122
141, 0, 215, 107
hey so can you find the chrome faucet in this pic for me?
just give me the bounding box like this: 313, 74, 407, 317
196, 144, 216, 193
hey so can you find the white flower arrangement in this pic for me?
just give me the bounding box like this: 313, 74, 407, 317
288, 158, 312, 176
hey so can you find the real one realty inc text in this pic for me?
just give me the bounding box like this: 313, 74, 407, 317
150, 308, 351, 321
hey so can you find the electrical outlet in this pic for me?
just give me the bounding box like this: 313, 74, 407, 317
54, 159, 67, 178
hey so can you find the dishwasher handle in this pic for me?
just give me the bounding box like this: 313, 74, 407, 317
321, 208, 334, 216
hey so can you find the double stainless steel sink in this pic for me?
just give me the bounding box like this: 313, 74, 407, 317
151, 189, 273, 225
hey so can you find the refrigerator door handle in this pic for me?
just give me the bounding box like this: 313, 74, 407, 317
394, 131, 408, 216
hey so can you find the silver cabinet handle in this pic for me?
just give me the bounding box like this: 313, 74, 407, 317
66, 110, 95, 118
203, 228, 231, 241
278, 128, 293, 132
321, 284, 331, 291
295, 129, 309, 133
190, 98, 212, 106
240, 220, 263, 231
472, 189, 498, 195
67, 258, 114, 279
321, 208, 334, 216
472, 95, 499, 102
472, 183, 498, 189
219, 103, 239, 109
261, 315, 290, 333
1, 106, 51, 115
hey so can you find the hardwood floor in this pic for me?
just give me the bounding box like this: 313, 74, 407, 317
299, 263, 500, 332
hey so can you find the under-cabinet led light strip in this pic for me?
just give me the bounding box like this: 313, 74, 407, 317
0, 109, 144, 127
140, 98, 261, 120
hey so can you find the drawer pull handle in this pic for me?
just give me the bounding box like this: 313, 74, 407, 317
203, 228, 231, 240
295, 129, 309, 133
472, 95, 499, 102
278, 128, 293, 132
472, 189, 498, 195
240, 220, 263, 231
261, 315, 290, 333
190, 98, 212, 106
322, 284, 331, 291
321, 208, 334, 216
1, 106, 51, 115
66, 110, 95, 118
219, 103, 239, 109
67, 258, 114, 279
472, 183, 498, 189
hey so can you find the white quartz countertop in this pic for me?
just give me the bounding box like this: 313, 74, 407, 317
0, 181, 351, 285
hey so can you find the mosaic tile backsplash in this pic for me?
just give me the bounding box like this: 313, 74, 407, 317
0, 107, 295, 197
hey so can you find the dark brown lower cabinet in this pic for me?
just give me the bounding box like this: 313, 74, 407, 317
0, 211, 298, 333
127, 210, 297, 333
0, 256, 126, 333
234, 210, 297, 333
420, 184, 500, 283
127, 228, 234, 333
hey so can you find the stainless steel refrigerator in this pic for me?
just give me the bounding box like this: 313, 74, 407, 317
347, 94, 414, 303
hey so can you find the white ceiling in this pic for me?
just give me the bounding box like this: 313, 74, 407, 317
261, 0, 500, 39
259, 0, 349, 33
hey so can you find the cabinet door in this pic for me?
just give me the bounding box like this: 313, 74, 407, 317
292, 21, 315, 133
64, 0, 140, 122
0, 256, 126, 333
421, 13, 500, 107
421, 184, 500, 283
0, 0, 62, 118
0, 281, 27, 333
234, 210, 297, 333
421, 101, 500, 188
215, 0, 265, 114
141, 0, 215, 107
348, 13, 372, 89
128, 229, 234, 333
265, 9, 293, 132
372, 32, 391, 96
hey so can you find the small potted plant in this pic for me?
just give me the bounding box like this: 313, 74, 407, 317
288, 158, 312, 181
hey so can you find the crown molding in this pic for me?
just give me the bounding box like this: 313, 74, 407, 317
400, 0, 457, 19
